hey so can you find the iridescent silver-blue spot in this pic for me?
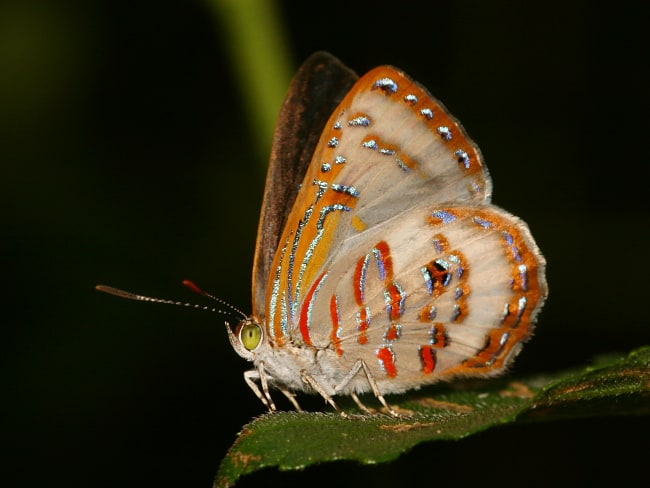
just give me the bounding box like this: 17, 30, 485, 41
321, 162, 331, 172
404, 93, 418, 105
331, 183, 359, 198
427, 307, 438, 321
362, 139, 378, 150
349, 115, 371, 127
356, 307, 371, 329
421, 266, 434, 295
396, 158, 411, 172
333, 121, 342, 130
451, 304, 461, 321
432, 238, 444, 253
357, 255, 370, 304
374, 77, 398, 94
511, 297, 527, 328
268, 242, 289, 337
421, 108, 434, 119
455, 149, 470, 169
331, 295, 342, 339
313, 180, 328, 199
335, 155, 346, 164
280, 290, 289, 336
430, 324, 443, 343
473, 216, 493, 229
502, 231, 523, 261
454, 287, 464, 300
513, 245, 523, 261
437, 126, 452, 141
431, 209, 457, 224
448, 254, 464, 279
384, 282, 406, 319
314, 179, 328, 190
518, 264, 529, 291
372, 246, 387, 281
501, 303, 510, 323
328, 137, 339, 148
288, 215, 308, 318
517, 296, 527, 319
324, 202, 351, 215
380, 148, 396, 156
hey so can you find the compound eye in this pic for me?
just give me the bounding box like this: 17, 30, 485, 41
239, 321, 263, 351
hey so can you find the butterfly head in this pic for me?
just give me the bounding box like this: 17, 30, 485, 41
226, 317, 267, 361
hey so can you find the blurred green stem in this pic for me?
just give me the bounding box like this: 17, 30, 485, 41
207, 0, 293, 168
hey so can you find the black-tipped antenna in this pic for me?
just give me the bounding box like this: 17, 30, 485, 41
95, 283, 242, 319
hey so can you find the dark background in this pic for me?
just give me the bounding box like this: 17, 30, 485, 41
4, 1, 649, 487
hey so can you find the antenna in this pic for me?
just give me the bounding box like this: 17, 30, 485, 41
180, 280, 247, 319
95, 281, 247, 320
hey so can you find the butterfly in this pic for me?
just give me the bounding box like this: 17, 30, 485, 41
223, 52, 547, 417
98, 52, 547, 418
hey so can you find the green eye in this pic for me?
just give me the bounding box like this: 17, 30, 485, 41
239, 321, 263, 351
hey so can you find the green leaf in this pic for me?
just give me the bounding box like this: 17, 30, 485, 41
214, 346, 650, 487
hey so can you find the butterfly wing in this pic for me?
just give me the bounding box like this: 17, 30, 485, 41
262, 64, 547, 389
252, 52, 358, 319
317, 202, 547, 393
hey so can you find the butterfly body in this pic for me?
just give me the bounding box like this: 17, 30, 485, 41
227, 53, 548, 415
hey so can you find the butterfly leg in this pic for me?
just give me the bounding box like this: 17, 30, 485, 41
300, 371, 350, 418
245, 366, 304, 412
278, 387, 303, 412
335, 359, 400, 417
350, 392, 373, 415
244, 365, 277, 411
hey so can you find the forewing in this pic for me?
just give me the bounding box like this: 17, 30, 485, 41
252, 52, 358, 319
264, 66, 494, 343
